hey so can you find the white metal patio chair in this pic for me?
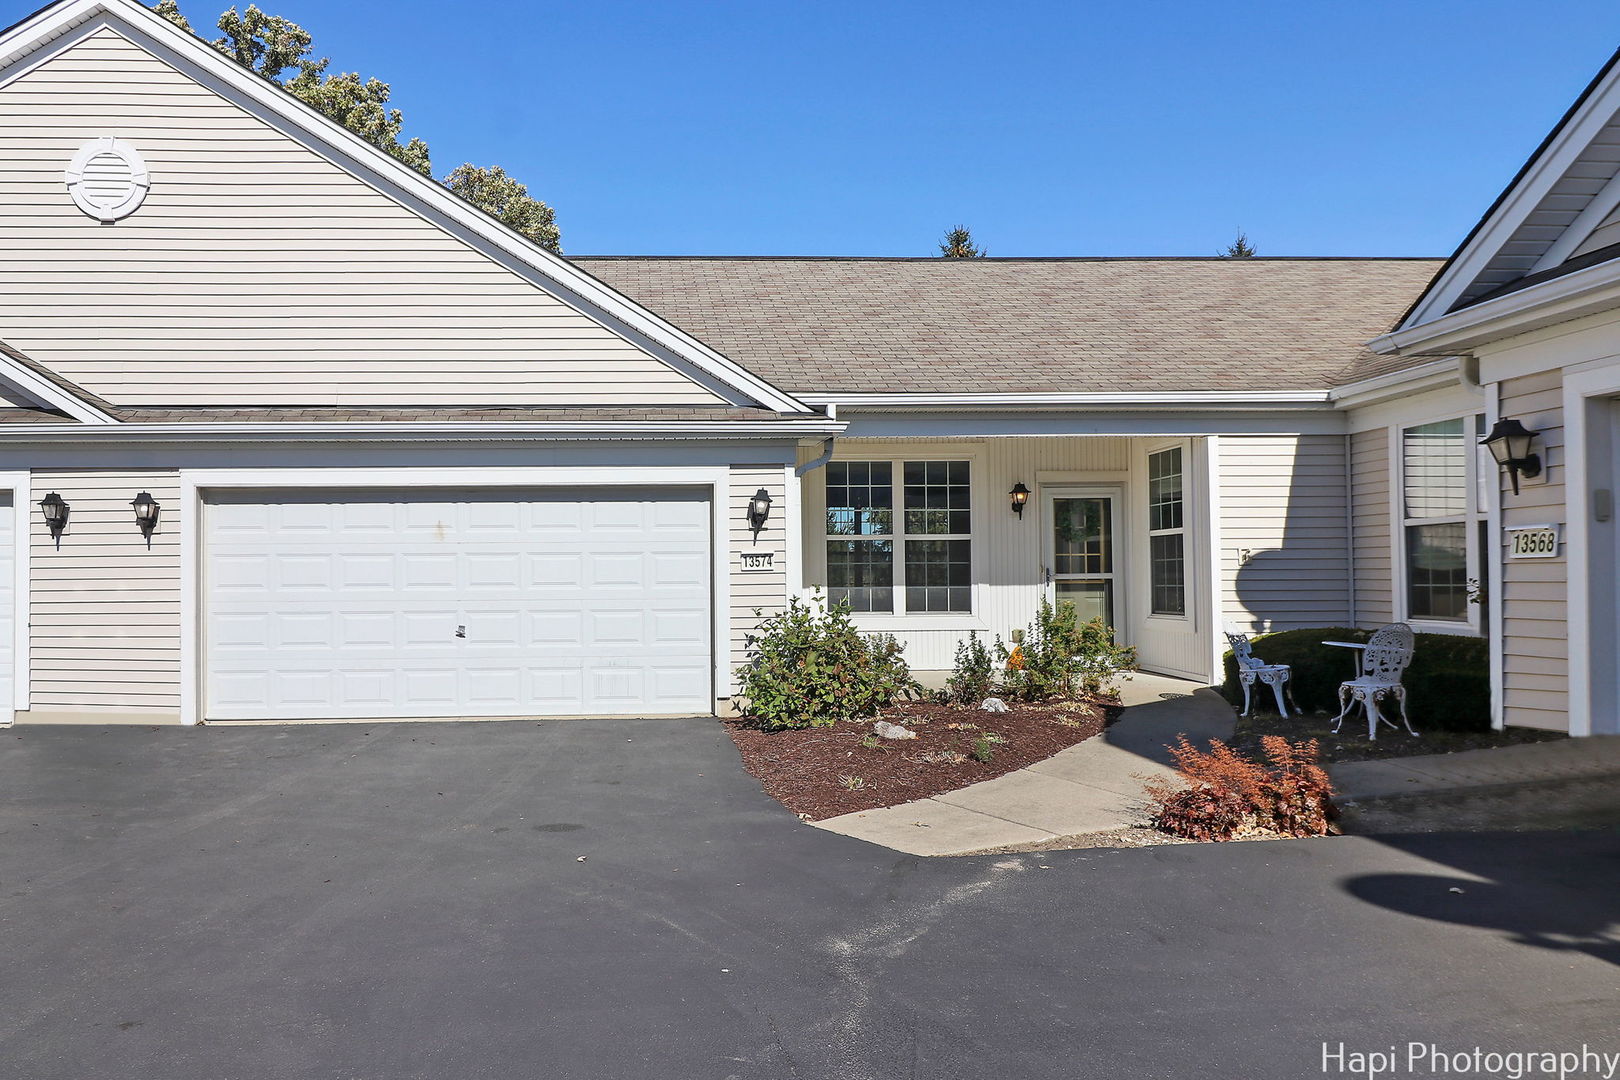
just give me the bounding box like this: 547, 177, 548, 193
1226, 631, 1300, 718
1330, 622, 1418, 741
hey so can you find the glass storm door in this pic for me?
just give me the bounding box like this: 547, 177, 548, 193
1045, 491, 1117, 627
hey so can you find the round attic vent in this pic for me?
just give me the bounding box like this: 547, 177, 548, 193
64, 137, 150, 222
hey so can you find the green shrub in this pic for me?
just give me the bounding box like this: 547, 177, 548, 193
944, 632, 996, 705
996, 599, 1137, 701
735, 592, 919, 730
1219, 627, 1490, 732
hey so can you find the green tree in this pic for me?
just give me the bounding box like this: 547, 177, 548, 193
939, 224, 986, 258
443, 164, 561, 253
151, 2, 560, 244
1222, 230, 1257, 257
286, 66, 432, 175
212, 4, 316, 81
153, 0, 192, 32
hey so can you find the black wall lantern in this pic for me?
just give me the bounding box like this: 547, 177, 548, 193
747, 487, 772, 537
39, 491, 68, 543
1009, 482, 1030, 518
1480, 418, 1542, 495
131, 490, 160, 543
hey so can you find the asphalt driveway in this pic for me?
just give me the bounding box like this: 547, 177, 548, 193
2, 719, 1616, 1080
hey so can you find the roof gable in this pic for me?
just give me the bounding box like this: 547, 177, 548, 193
1401, 46, 1620, 328
0, 0, 809, 413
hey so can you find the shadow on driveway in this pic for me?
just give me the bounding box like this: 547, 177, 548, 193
3, 719, 1617, 1079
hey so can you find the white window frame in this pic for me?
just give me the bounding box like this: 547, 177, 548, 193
1393, 412, 1488, 635
822, 452, 981, 623
1145, 443, 1189, 622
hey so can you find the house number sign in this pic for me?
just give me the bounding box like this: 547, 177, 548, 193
1505, 524, 1561, 559
739, 551, 775, 573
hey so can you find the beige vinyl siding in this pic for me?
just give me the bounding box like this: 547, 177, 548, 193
1349, 428, 1395, 625
0, 28, 723, 407
728, 466, 788, 694
29, 469, 182, 714
1497, 370, 1568, 731
1218, 435, 1351, 632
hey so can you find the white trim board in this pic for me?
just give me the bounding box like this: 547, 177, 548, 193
0, 472, 29, 722
804, 391, 1334, 410
0, 2, 811, 416
1401, 56, 1620, 327
1373, 257, 1620, 359
1558, 364, 1620, 736
0, 420, 845, 445
177, 466, 735, 726
838, 412, 1348, 439
0, 352, 116, 425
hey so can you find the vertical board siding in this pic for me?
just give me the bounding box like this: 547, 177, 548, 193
30, 469, 183, 712
1498, 369, 1568, 731
1218, 435, 1351, 632
0, 28, 722, 407
728, 466, 788, 693
1349, 428, 1395, 625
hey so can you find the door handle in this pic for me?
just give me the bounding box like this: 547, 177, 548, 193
455, 625, 466, 639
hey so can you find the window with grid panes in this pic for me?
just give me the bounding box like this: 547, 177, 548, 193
824, 459, 971, 613
1147, 447, 1186, 616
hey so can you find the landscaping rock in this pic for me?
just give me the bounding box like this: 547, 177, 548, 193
981, 697, 1009, 713
874, 720, 918, 740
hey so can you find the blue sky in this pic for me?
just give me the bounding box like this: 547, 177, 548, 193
10, 1, 1620, 256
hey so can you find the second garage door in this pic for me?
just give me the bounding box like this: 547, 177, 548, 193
204, 488, 713, 720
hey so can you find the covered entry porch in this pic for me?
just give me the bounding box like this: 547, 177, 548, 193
795, 434, 1219, 682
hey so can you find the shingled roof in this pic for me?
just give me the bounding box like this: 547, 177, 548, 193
572, 256, 1444, 394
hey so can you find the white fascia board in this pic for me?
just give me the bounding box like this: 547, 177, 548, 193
1404, 66, 1620, 328
0, 419, 847, 444
0, 353, 116, 424
837, 411, 1347, 439
1326, 358, 1462, 410
802, 390, 1334, 411
1370, 257, 1620, 358
0, 0, 811, 416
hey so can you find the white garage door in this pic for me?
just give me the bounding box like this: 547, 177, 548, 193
204, 488, 712, 720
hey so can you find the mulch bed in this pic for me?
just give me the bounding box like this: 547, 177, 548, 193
1228, 710, 1567, 765
725, 696, 1120, 821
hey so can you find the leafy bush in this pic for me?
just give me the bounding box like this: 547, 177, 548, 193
1219, 627, 1490, 732
995, 599, 1137, 701
735, 592, 919, 731
944, 631, 996, 705
1144, 735, 1337, 841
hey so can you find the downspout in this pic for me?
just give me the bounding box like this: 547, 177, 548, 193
1459, 353, 1481, 388
789, 435, 836, 604
795, 436, 836, 477
1345, 431, 1357, 628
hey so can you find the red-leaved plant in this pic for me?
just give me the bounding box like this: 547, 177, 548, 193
1143, 735, 1337, 841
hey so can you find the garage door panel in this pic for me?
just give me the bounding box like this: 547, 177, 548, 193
204, 488, 712, 720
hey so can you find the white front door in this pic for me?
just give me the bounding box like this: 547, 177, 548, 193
203, 488, 713, 720
1042, 488, 1120, 627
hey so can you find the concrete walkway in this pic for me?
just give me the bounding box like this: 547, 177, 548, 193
1329, 734, 1620, 801
813, 673, 1235, 856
